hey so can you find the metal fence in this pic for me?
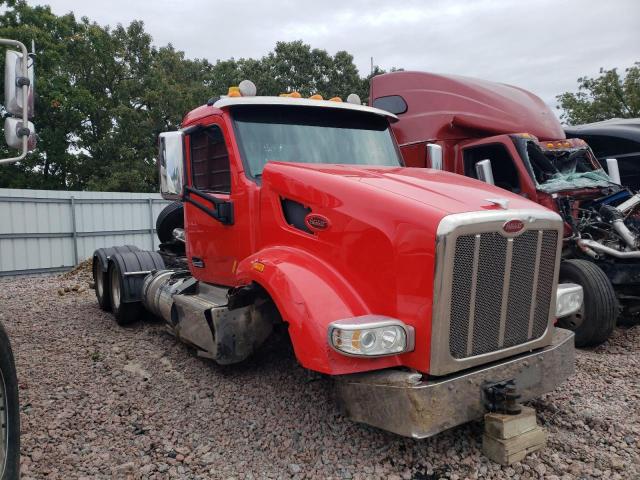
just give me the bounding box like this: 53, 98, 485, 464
0, 189, 170, 276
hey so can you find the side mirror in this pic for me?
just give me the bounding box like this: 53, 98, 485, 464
426, 144, 443, 170
1, 38, 36, 165
4, 49, 34, 118
475, 159, 495, 185
605, 158, 621, 185
4, 117, 36, 150
158, 131, 185, 200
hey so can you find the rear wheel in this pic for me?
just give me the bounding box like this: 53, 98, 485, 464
108, 260, 143, 326
558, 259, 618, 347
92, 246, 140, 312
93, 260, 110, 311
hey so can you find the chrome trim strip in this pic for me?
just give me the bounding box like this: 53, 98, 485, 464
528, 231, 544, 338
498, 238, 514, 347
466, 235, 481, 356
429, 209, 564, 376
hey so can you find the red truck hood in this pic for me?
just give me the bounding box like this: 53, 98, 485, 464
262, 162, 541, 215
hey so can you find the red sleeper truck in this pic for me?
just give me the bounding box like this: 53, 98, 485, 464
94, 84, 580, 438
371, 71, 640, 348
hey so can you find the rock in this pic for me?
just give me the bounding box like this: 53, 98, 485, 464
113, 461, 135, 473
123, 362, 151, 380
611, 458, 624, 471
289, 464, 302, 474
200, 452, 217, 465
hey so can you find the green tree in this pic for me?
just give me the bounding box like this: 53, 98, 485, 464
557, 63, 640, 125
0, 3, 394, 192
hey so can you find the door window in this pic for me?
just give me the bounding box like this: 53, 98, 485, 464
463, 144, 521, 193
190, 126, 231, 193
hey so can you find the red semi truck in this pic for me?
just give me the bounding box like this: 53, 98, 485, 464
93, 83, 580, 438
371, 71, 640, 347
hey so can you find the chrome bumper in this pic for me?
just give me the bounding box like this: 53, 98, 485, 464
335, 328, 574, 439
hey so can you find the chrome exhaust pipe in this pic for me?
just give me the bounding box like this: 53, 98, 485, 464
612, 219, 638, 250
577, 239, 640, 259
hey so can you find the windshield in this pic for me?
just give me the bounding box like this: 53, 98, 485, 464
232, 105, 402, 177
515, 138, 615, 193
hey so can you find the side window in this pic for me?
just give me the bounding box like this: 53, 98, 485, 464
190, 125, 231, 193
463, 144, 521, 193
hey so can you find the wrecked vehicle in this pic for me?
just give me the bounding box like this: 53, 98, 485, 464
92, 82, 580, 438
371, 71, 640, 346
566, 118, 640, 192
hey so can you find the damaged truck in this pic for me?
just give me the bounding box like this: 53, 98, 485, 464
93, 82, 581, 438
371, 71, 640, 347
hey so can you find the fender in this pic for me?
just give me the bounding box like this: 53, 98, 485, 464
92, 245, 141, 273
235, 246, 406, 374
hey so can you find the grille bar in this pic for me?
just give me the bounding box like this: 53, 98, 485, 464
466, 235, 481, 356
497, 239, 514, 347
527, 231, 543, 338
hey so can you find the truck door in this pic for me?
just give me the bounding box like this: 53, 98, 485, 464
183, 119, 247, 286
459, 135, 537, 200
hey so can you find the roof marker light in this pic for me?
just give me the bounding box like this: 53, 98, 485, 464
309, 94, 323, 100
329, 97, 342, 102
290, 91, 301, 98
227, 86, 241, 97
346, 93, 361, 105
239, 79, 257, 97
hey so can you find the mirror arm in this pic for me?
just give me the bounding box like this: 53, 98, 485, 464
0, 38, 31, 165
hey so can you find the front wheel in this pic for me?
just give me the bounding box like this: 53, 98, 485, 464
558, 259, 618, 347
0, 323, 20, 479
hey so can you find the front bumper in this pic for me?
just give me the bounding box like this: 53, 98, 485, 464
335, 328, 574, 438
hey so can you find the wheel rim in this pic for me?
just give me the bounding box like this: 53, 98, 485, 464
111, 267, 121, 310
0, 364, 9, 477
95, 264, 104, 299
558, 300, 585, 331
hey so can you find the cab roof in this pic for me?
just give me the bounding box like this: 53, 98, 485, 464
370, 71, 565, 144
182, 95, 398, 126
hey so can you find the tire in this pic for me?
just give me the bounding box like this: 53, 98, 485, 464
93, 259, 110, 311
108, 259, 144, 326
558, 259, 618, 347
92, 245, 140, 312
156, 202, 184, 244
108, 251, 165, 326
0, 323, 20, 480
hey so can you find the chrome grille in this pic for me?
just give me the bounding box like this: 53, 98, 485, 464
448, 229, 558, 359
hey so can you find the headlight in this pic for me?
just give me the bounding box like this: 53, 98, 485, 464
555, 283, 583, 318
328, 316, 415, 357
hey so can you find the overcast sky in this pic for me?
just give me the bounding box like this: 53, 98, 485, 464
32, 0, 640, 110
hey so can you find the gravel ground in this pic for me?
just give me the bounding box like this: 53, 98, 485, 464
0, 268, 638, 480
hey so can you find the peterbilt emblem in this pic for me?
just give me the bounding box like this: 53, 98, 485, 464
305, 213, 330, 231
503, 219, 525, 234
